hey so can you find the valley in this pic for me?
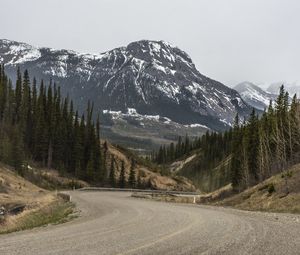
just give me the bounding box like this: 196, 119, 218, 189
1, 2, 300, 253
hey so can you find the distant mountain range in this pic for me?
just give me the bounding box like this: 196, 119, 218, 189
235, 81, 298, 111
0, 38, 252, 149
266, 82, 300, 97
234, 82, 278, 111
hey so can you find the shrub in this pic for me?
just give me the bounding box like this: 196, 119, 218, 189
268, 183, 275, 194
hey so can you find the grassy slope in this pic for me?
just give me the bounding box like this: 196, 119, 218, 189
0, 164, 75, 234
201, 164, 300, 214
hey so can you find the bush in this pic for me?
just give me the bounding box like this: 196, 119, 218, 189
281, 171, 293, 179
268, 183, 276, 194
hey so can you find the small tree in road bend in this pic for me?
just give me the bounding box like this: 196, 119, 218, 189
128, 158, 136, 188
119, 160, 126, 188
109, 155, 116, 187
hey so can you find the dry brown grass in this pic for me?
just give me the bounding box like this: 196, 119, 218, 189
0, 200, 75, 234
0, 164, 52, 207
0, 164, 74, 233
201, 164, 300, 214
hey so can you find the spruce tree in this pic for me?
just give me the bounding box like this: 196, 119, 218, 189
109, 155, 116, 187
246, 108, 260, 184
119, 160, 126, 188
231, 114, 243, 190
128, 158, 136, 188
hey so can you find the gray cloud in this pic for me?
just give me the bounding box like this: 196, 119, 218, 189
1, 0, 299, 87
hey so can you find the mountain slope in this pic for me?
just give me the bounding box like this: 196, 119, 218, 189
234, 82, 277, 110
0, 39, 251, 147
200, 163, 300, 214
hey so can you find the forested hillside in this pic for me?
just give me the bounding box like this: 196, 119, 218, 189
0, 66, 195, 191
0, 65, 104, 182
155, 85, 300, 193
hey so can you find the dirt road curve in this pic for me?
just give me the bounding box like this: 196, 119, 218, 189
0, 191, 299, 255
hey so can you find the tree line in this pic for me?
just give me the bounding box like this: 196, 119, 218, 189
153, 131, 233, 170
154, 85, 300, 192
0, 66, 141, 188
0, 66, 104, 181
231, 86, 300, 191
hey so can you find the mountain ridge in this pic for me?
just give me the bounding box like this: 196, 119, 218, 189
234, 81, 278, 110
0, 38, 252, 148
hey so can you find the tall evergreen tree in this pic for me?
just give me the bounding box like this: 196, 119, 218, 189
128, 158, 136, 188
246, 108, 260, 184
109, 155, 116, 187
119, 160, 126, 188
231, 114, 243, 191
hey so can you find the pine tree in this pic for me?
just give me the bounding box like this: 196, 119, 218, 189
86, 157, 94, 181
119, 160, 126, 188
109, 155, 116, 187
128, 158, 136, 188
14, 67, 22, 123
246, 108, 260, 184
0, 68, 105, 182
231, 114, 243, 191
12, 126, 24, 175
289, 94, 300, 162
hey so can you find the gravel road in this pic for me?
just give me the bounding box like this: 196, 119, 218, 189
0, 191, 299, 255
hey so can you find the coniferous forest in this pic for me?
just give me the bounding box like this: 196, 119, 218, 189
2, 64, 300, 193
154, 85, 300, 192
0, 66, 105, 182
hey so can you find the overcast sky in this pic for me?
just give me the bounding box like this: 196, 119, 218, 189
1, 0, 299, 87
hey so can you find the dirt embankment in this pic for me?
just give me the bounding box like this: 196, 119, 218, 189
0, 164, 74, 233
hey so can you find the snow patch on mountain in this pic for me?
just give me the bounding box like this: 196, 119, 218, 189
103, 108, 210, 130
103, 108, 161, 122
184, 123, 209, 129
2, 40, 41, 65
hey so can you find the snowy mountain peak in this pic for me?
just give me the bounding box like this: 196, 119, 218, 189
267, 82, 300, 97
0, 39, 41, 65
126, 40, 193, 67
234, 81, 277, 111
1, 38, 252, 131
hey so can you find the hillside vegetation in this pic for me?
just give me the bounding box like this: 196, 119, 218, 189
200, 163, 300, 213
105, 142, 195, 191
0, 164, 74, 233
155, 86, 300, 196
177, 154, 232, 192
0, 67, 195, 192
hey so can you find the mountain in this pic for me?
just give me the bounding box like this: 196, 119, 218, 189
0, 39, 251, 148
234, 82, 278, 111
266, 82, 300, 97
